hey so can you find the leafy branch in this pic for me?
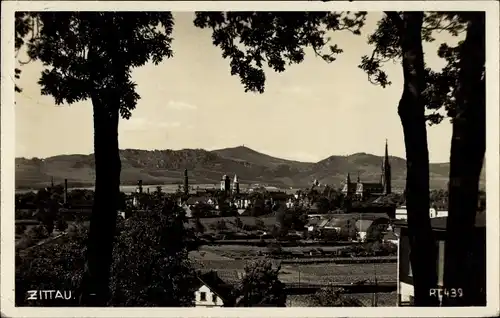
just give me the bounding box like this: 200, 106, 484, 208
358, 12, 468, 125
194, 12, 367, 93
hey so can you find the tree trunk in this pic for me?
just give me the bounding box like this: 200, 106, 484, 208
79, 92, 121, 306
396, 12, 439, 306
442, 12, 485, 306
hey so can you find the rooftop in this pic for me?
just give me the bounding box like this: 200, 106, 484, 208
394, 211, 486, 230
195, 271, 235, 303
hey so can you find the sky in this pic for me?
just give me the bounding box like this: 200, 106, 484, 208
15, 12, 459, 163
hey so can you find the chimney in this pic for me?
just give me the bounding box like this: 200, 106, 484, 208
64, 179, 68, 204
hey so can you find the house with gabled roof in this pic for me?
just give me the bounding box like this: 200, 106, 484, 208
355, 219, 374, 242
194, 271, 236, 307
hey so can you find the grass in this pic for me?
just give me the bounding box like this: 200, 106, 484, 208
279, 262, 396, 284
285, 292, 398, 307
189, 252, 397, 285
188, 215, 276, 233
291, 263, 397, 277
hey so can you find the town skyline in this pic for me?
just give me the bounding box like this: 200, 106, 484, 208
16, 12, 459, 163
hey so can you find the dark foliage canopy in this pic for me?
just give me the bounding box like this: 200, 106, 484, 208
16, 199, 198, 307
15, 12, 174, 119
358, 12, 471, 125
194, 12, 367, 93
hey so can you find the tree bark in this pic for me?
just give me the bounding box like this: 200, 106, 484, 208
79, 91, 121, 306
392, 11, 439, 306
442, 12, 485, 306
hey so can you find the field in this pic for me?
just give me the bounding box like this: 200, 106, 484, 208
190, 254, 396, 285
286, 292, 398, 307
279, 263, 396, 284
188, 216, 276, 231
189, 244, 397, 285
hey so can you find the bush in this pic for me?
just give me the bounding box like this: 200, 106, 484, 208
308, 286, 363, 307
16, 199, 198, 307
16, 235, 35, 250
234, 217, 243, 229
266, 243, 282, 256
109, 204, 198, 306
255, 218, 265, 230
25, 225, 49, 241
56, 219, 68, 232
365, 223, 387, 242
67, 221, 87, 238
380, 241, 397, 255
15, 224, 27, 235
15, 229, 87, 306
235, 260, 285, 307
215, 219, 227, 231
194, 218, 205, 234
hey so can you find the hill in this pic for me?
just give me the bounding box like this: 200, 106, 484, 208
212, 146, 312, 170
15, 146, 485, 190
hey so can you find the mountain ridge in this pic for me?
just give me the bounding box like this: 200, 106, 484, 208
15, 146, 485, 190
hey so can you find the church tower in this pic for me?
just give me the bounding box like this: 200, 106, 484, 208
225, 175, 231, 195
381, 139, 392, 195
220, 175, 226, 191
137, 180, 143, 194
233, 174, 240, 195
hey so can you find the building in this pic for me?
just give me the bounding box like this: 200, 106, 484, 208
341, 140, 392, 201
220, 174, 231, 194
185, 196, 215, 207
395, 211, 486, 306
355, 219, 374, 242
232, 195, 250, 209
132, 180, 143, 207
194, 271, 235, 307
395, 206, 446, 220
232, 174, 240, 195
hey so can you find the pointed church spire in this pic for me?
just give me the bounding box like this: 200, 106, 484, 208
384, 139, 389, 161
357, 171, 360, 183
383, 139, 392, 195
347, 173, 351, 185
233, 174, 240, 195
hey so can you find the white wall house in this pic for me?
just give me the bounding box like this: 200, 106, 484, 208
395, 206, 446, 220
194, 271, 234, 307
194, 285, 224, 307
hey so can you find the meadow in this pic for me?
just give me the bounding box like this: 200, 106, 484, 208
189, 243, 397, 286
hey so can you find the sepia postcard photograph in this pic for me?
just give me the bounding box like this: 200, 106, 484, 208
1, 1, 499, 317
